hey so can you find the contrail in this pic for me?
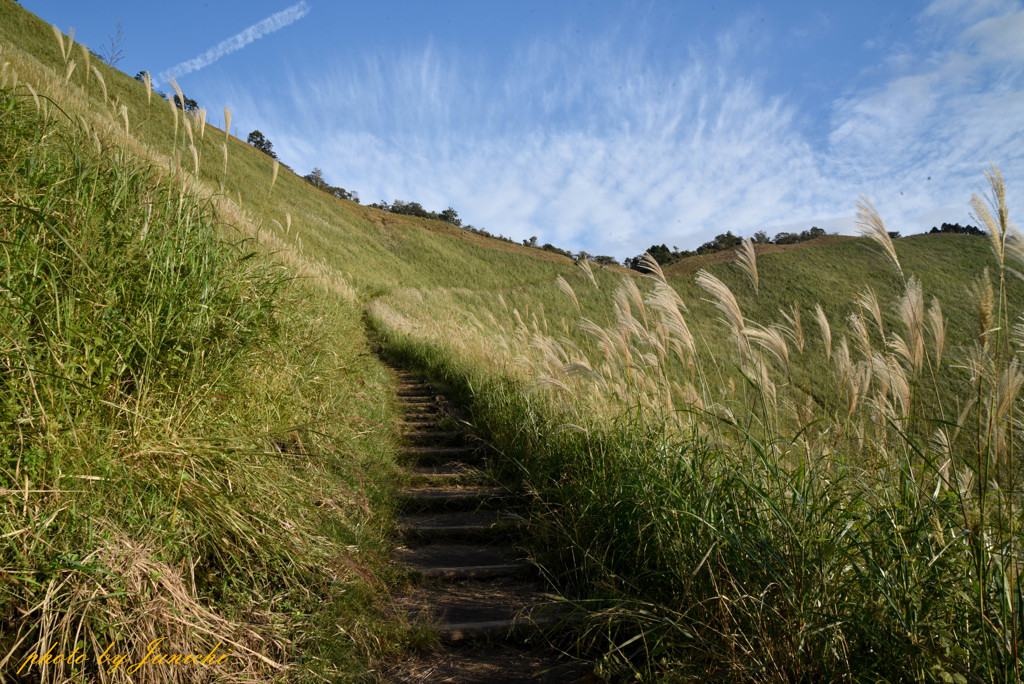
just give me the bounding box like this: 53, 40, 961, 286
157, 1, 310, 85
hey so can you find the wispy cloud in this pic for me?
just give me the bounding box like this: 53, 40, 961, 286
217, 3, 1022, 260
157, 1, 310, 85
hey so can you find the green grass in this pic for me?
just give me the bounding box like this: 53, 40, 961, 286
369, 219, 1024, 680
0, 65, 404, 684
4, 0, 1024, 680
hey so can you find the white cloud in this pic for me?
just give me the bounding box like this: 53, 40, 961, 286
964, 10, 1024, 61
217, 4, 1023, 260
824, 3, 1024, 233
157, 1, 310, 86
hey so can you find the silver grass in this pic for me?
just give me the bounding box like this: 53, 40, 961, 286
577, 257, 599, 290
815, 304, 832, 360
637, 252, 666, 282
849, 310, 872, 360
168, 77, 185, 114
928, 297, 945, 365
533, 376, 572, 395
744, 325, 790, 374
971, 164, 1018, 269
696, 269, 743, 334
734, 237, 759, 294
51, 25, 67, 61
183, 116, 194, 147
25, 83, 39, 110
168, 93, 179, 140
780, 305, 804, 354
858, 287, 885, 338
90, 65, 107, 103
555, 275, 580, 312
971, 268, 995, 349
621, 277, 648, 326
742, 352, 777, 408
856, 195, 903, 279
895, 277, 924, 374
646, 280, 695, 356
79, 43, 90, 83
994, 358, 1024, 424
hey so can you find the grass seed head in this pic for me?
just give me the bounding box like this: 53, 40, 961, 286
90, 64, 107, 103
927, 297, 945, 365
734, 236, 759, 294
856, 195, 903, 279
50, 24, 66, 61
814, 303, 832, 360
79, 42, 90, 83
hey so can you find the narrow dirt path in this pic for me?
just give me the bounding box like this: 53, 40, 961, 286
382, 368, 594, 683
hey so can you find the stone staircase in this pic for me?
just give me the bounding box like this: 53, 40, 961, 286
385, 369, 592, 683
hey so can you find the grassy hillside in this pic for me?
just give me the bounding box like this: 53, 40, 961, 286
0, 1, 593, 680
368, 197, 1024, 679
3, 0, 1024, 681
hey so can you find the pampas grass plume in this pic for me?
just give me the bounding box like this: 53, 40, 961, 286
856, 195, 903, 280
735, 236, 759, 294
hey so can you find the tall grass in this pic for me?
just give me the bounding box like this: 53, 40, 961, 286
371, 171, 1024, 680
0, 82, 405, 681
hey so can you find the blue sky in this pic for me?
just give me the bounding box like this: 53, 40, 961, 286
22, 0, 1024, 259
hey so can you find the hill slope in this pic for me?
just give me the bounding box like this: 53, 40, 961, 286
3, 1, 1024, 681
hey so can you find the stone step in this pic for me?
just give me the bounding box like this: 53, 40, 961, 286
399, 395, 436, 403
394, 543, 529, 580
401, 408, 443, 418
399, 418, 440, 427
403, 429, 463, 444
400, 445, 479, 465
406, 464, 488, 485
397, 510, 521, 541
400, 486, 513, 511
397, 581, 559, 643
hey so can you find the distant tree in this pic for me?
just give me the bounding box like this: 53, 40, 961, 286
773, 231, 800, 245
801, 226, 827, 240
523, 236, 538, 248
593, 255, 619, 266
888, 231, 901, 239
329, 187, 358, 203
541, 243, 572, 258
646, 244, 674, 265
752, 230, 771, 244
439, 207, 461, 226
697, 231, 742, 255
930, 222, 985, 236
173, 94, 199, 114
134, 70, 148, 83
303, 167, 327, 189
390, 199, 430, 219
247, 130, 277, 159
